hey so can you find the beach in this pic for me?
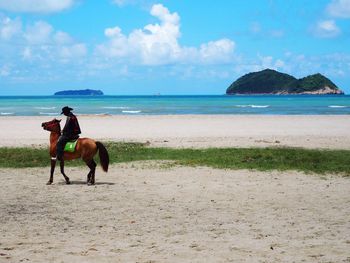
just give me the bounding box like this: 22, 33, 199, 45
1, 115, 350, 262
1, 163, 350, 262
1, 115, 350, 149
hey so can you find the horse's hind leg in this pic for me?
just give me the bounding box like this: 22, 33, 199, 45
60, 160, 71, 184
86, 171, 92, 184
86, 159, 96, 185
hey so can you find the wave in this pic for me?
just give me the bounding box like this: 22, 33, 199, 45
328, 105, 348, 108
35, 107, 56, 110
1, 112, 14, 115
251, 105, 270, 108
94, 113, 110, 116
102, 106, 130, 109
122, 110, 141, 114
235, 105, 270, 108
39, 112, 59, 115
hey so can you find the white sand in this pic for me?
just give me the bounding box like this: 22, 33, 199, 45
1, 115, 350, 149
1, 115, 350, 262
0, 163, 349, 262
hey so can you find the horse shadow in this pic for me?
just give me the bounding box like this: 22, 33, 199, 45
57, 181, 115, 186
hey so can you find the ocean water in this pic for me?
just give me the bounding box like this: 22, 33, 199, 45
0, 95, 350, 116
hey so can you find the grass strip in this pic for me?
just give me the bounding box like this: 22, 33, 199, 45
0, 142, 349, 175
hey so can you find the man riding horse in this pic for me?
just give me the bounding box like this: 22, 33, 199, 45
42, 107, 109, 185
56, 106, 81, 161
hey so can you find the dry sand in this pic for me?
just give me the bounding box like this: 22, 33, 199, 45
1, 115, 350, 262
1, 163, 350, 262
0, 115, 350, 149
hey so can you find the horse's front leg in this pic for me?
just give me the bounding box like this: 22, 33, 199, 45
60, 160, 71, 184
47, 158, 57, 185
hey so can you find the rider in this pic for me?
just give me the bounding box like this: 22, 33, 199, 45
56, 106, 81, 161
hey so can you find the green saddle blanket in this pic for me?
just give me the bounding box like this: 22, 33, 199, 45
64, 140, 78, 152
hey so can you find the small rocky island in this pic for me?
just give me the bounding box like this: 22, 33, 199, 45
54, 89, 104, 96
226, 69, 344, 95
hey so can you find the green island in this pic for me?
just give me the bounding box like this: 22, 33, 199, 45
1, 142, 349, 175
54, 89, 104, 96
226, 69, 344, 95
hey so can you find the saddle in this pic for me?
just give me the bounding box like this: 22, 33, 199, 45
64, 139, 78, 152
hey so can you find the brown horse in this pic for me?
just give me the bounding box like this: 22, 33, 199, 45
41, 118, 109, 185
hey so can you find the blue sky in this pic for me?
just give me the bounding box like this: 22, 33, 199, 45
0, 0, 349, 95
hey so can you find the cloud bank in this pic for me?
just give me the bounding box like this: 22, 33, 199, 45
0, 0, 75, 13
97, 4, 235, 65
327, 0, 350, 18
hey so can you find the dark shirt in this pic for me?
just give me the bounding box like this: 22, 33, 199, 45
62, 113, 81, 138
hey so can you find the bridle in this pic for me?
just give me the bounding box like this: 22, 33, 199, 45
43, 120, 61, 134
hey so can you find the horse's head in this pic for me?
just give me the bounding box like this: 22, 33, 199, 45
41, 119, 61, 133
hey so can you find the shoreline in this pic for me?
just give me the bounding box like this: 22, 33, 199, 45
1, 115, 349, 149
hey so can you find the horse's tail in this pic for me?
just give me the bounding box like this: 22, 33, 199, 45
96, 141, 109, 172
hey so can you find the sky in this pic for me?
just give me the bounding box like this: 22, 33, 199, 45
0, 0, 349, 95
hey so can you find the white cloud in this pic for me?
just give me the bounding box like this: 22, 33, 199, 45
24, 21, 53, 44
22, 47, 32, 60
0, 16, 21, 40
269, 30, 284, 38
0, 15, 87, 65
112, 0, 128, 7
150, 4, 180, 25
105, 26, 122, 38
313, 19, 341, 38
97, 4, 235, 65
274, 59, 285, 68
112, 0, 138, 7
58, 44, 87, 61
327, 0, 350, 18
0, 64, 11, 77
199, 39, 235, 64
0, 0, 75, 13
249, 22, 284, 38
250, 22, 261, 34
260, 56, 283, 70
54, 31, 73, 44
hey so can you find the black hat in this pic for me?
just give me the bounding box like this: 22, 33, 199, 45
61, 106, 73, 114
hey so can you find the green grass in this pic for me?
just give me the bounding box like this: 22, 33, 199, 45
1, 142, 350, 175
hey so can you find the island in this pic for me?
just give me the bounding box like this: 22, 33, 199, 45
54, 89, 104, 96
226, 69, 344, 95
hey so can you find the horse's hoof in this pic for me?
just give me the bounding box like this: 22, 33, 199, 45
66, 181, 71, 185
46, 181, 53, 185
87, 182, 95, 186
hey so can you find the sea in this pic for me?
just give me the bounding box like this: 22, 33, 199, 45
1, 95, 350, 116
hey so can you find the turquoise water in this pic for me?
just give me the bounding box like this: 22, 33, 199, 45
1, 95, 350, 116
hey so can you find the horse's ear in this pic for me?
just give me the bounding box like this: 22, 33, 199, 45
58, 119, 62, 122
